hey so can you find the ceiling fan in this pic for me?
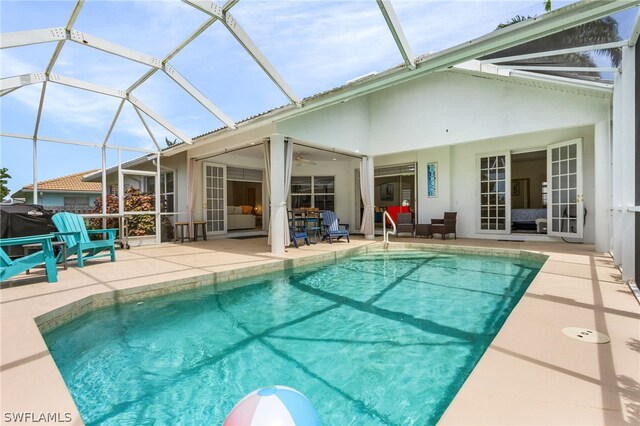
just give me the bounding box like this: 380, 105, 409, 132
294, 153, 317, 166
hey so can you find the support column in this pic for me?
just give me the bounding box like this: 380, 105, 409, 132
155, 153, 161, 245
594, 120, 610, 253
620, 46, 636, 282
270, 134, 286, 255
612, 46, 637, 282
635, 43, 639, 286
32, 139, 38, 204
102, 147, 108, 230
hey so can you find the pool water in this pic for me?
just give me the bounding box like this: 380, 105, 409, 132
44, 250, 542, 425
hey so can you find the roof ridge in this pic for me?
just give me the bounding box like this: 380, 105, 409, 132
21, 169, 100, 189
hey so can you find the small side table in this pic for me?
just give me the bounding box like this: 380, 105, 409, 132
23, 241, 67, 273
174, 222, 190, 243
193, 221, 207, 241
415, 224, 433, 238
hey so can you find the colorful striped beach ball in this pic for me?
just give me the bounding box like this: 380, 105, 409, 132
223, 385, 320, 426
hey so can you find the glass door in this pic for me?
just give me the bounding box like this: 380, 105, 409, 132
547, 139, 583, 238
202, 162, 226, 234
478, 152, 510, 233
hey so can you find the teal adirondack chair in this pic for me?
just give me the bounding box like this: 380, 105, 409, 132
52, 212, 117, 268
0, 234, 58, 283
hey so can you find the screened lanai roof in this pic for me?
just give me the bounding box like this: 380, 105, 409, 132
1, 0, 639, 195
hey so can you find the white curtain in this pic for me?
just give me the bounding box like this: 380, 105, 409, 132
187, 157, 197, 228
283, 140, 293, 246
264, 140, 272, 245
359, 156, 374, 236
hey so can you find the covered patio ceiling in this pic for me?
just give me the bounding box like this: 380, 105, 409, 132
1, 0, 639, 194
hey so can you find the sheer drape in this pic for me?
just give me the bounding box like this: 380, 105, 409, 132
264, 140, 272, 245
283, 140, 293, 246
359, 156, 374, 236
187, 158, 197, 229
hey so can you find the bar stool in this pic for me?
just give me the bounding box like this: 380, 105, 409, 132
174, 221, 190, 243
193, 221, 207, 241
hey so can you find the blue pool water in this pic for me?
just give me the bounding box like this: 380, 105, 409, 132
44, 250, 542, 425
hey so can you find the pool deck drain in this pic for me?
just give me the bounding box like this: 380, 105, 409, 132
562, 327, 611, 343
1, 237, 638, 425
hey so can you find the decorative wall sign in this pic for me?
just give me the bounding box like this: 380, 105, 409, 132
427, 162, 438, 198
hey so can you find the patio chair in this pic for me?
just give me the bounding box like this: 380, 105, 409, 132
431, 212, 457, 240
396, 212, 415, 237
52, 212, 117, 268
288, 210, 309, 248
321, 210, 350, 244
0, 234, 58, 283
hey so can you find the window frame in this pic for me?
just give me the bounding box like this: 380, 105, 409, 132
290, 175, 335, 210
145, 170, 175, 213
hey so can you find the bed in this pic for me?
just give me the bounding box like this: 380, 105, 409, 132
511, 208, 547, 233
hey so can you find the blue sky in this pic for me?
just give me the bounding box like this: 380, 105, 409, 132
1, 0, 633, 196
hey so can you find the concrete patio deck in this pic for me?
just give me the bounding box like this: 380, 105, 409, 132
1, 236, 638, 425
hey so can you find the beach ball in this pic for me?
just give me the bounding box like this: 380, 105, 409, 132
223, 385, 320, 426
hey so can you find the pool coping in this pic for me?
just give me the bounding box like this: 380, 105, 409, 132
35, 242, 547, 334
1, 238, 638, 425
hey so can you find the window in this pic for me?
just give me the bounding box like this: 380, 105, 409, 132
291, 176, 335, 211
145, 171, 175, 212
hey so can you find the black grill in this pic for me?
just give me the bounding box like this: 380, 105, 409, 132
0, 204, 55, 258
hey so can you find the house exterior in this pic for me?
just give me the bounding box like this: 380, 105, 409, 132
11, 170, 102, 212
17, 2, 633, 284
91, 39, 636, 284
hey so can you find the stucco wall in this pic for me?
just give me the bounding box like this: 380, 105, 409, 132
276, 96, 370, 154
374, 125, 596, 242
174, 67, 612, 244
367, 70, 609, 155
276, 70, 609, 158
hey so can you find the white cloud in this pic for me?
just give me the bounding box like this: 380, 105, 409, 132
231, 2, 401, 95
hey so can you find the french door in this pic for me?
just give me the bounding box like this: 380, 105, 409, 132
547, 139, 583, 238
478, 152, 510, 234
202, 162, 226, 235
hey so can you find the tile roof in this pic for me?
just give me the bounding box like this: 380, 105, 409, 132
20, 170, 102, 192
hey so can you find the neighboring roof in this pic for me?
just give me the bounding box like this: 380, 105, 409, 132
13, 170, 102, 195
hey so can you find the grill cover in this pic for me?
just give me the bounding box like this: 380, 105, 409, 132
0, 204, 55, 257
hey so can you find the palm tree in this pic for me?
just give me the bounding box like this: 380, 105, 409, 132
481, 14, 622, 80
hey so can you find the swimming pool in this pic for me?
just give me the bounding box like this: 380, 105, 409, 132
44, 249, 542, 425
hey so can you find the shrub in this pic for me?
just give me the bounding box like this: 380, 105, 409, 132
89, 187, 155, 236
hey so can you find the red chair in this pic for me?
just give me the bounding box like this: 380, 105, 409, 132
386, 206, 410, 225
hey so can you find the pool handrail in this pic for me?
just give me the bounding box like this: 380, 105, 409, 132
383, 211, 396, 247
